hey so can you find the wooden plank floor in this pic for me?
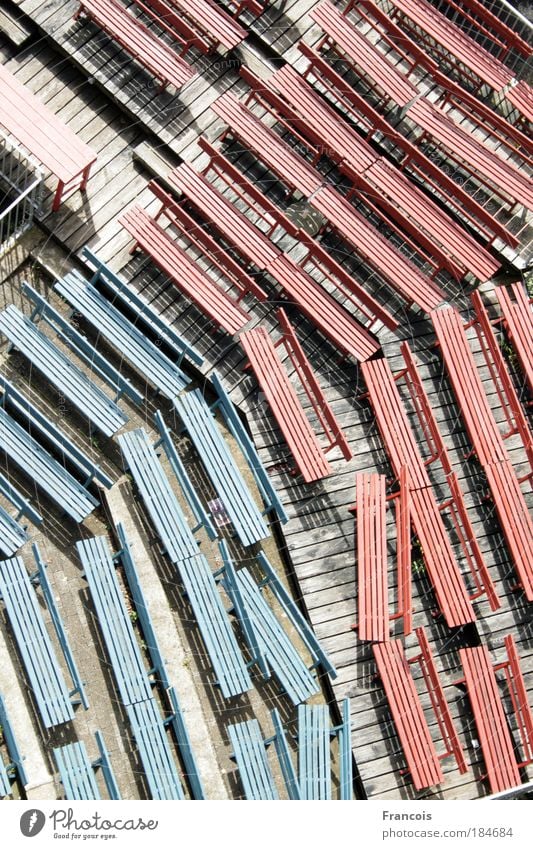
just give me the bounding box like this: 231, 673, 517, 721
2, 1, 532, 801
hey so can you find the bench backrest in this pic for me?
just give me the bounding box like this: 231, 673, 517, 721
81, 246, 204, 367
173, 388, 270, 547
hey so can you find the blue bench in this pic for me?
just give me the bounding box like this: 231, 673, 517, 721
0, 375, 113, 490
298, 704, 331, 800
0, 408, 99, 522
178, 554, 253, 700
80, 247, 203, 367
210, 372, 288, 525
55, 268, 195, 402
125, 699, 185, 800
54, 732, 121, 800
154, 411, 217, 541
0, 549, 88, 728
118, 428, 199, 563
255, 550, 336, 680
77, 535, 154, 707
116, 523, 204, 800
298, 699, 352, 800
78, 534, 187, 800
228, 719, 279, 800
220, 543, 319, 705
0, 304, 127, 437
173, 388, 270, 547
22, 283, 143, 408
0, 692, 27, 797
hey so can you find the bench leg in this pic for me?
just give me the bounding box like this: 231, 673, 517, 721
52, 181, 65, 212
80, 164, 92, 192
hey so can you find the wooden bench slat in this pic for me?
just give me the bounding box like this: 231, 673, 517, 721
77, 0, 195, 90
0, 557, 75, 728
0, 305, 127, 437
120, 205, 251, 336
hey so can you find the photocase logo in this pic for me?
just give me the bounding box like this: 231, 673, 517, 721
20, 809, 46, 838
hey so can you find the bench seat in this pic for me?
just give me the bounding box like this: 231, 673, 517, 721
212, 92, 324, 196
178, 554, 252, 699
0, 693, 27, 796
240, 324, 335, 483
0, 504, 27, 558
373, 639, 444, 790
256, 64, 499, 282
385, 0, 513, 91
0, 408, 98, 522
119, 205, 251, 336
225, 565, 319, 705
170, 0, 247, 52
55, 271, 191, 401
118, 427, 199, 563
167, 162, 281, 270
0, 62, 96, 211
174, 389, 270, 547
228, 719, 279, 800
54, 741, 101, 800
310, 186, 446, 314
0, 556, 75, 728
0, 305, 127, 437
484, 461, 533, 602
458, 639, 530, 793
77, 536, 154, 708
353, 473, 389, 643
265, 254, 379, 361
125, 698, 185, 800
494, 282, 533, 395
311, 1, 417, 106
76, 0, 195, 91
406, 98, 533, 210
298, 704, 331, 800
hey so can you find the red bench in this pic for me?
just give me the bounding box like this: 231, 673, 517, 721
75, 0, 195, 91
310, 186, 446, 314
457, 635, 533, 793
119, 199, 252, 336
494, 282, 533, 395
212, 92, 324, 196
167, 161, 280, 269
405, 98, 533, 211
373, 627, 467, 790
219, 0, 264, 16
400, 342, 500, 612
441, 0, 531, 63
350, 0, 532, 155
265, 254, 379, 362
360, 356, 476, 628
130, 0, 213, 55
0, 63, 96, 212
431, 306, 533, 601
365, 0, 513, 92
310, 3, 532, 211
297, 42, 519, 248
469, 290, 532, 469
350, 469, 412, 642
240, 309, 352, 483
310, 1, 418, 107
164, 159, 382, 360
242, 65, 499, 283
197, 137, 398, 335
163, 0, 247, 53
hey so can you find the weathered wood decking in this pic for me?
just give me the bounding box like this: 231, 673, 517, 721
1, 0, 532, 801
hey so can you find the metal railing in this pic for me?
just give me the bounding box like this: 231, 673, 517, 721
0, 129, 43, 257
